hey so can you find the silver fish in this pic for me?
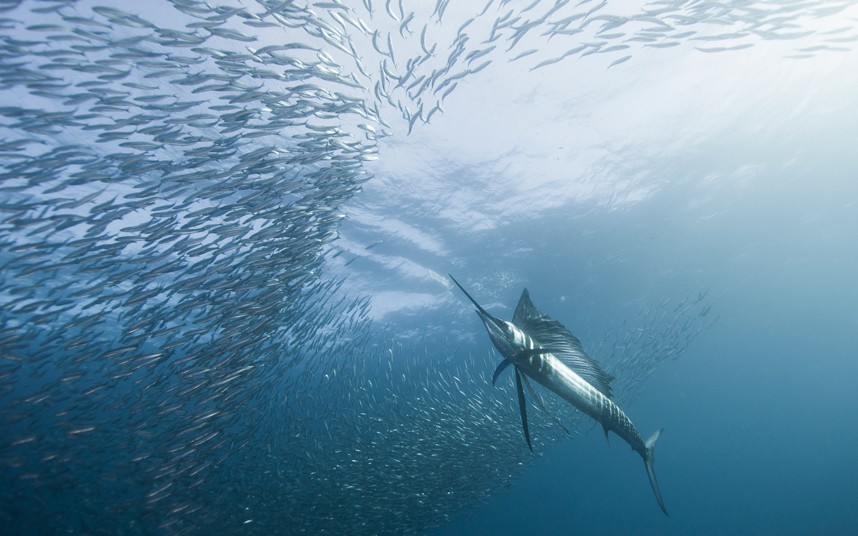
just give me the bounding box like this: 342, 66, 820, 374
450, 274, 669, 516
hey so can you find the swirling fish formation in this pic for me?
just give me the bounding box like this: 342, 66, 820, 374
0, 0, 849, 534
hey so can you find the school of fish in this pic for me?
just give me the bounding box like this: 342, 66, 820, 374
0, 0, 852, 533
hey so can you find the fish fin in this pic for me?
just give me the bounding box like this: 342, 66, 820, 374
512, 288, 615, 398
519, 371, 545, 411
602, 423, 610, 443
520, 372, 571, 436
643, 428, 669, 516
514, 367, 533, 452
492, 358, 512, 386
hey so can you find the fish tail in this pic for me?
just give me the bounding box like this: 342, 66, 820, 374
643, 428, 669, 516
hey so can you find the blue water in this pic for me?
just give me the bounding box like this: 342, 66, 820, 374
433, 289, 858, 535
420, 141, 858, 534
2, 1, 858, 534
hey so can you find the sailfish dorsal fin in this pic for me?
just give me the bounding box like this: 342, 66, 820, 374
512, 288, 615, 399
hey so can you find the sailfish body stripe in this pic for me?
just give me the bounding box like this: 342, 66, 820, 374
508, 323, 645, 453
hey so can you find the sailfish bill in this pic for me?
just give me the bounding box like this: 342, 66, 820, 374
449, 274, 669, 516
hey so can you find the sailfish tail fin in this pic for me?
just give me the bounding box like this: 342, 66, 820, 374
644, 429, 669, 516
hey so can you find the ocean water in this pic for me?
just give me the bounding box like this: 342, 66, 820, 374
2, 1, 857, 534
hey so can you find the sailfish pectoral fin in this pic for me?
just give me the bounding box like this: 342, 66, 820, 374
513, 366, 533, 452
520, 371, 571, 436
492, 358, 512, 386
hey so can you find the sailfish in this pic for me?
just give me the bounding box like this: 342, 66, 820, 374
449, 274, 669, 516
